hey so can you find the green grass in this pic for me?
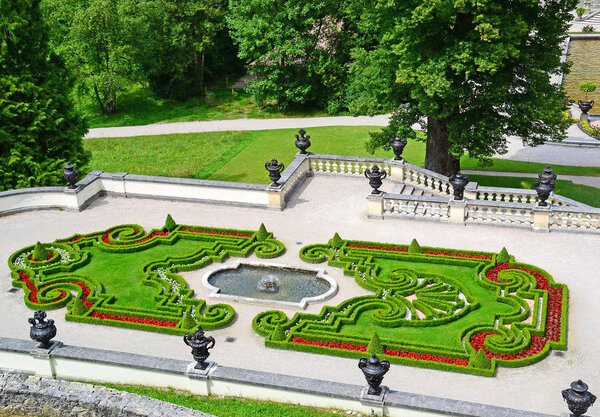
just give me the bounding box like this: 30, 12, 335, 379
88, 383, 342, 417
468, 174, 600, 208
75, 240, 213, 309
79, 85, 336, 128
84, 126, 600, 192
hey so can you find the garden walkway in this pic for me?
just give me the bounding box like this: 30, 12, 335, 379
0, 175, 598, 416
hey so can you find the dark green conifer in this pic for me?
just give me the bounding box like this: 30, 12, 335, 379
408, 239, 422, 254
32, 242, 49, 261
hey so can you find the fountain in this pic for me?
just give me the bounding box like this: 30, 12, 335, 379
257, 274, 280, 293
203, 261, 338, 309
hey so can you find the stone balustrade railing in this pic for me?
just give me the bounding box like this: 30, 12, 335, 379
368, 193, 600, 233
0, 152, 596, 233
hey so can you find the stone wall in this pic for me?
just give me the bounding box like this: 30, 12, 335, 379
0, 373, 214, 417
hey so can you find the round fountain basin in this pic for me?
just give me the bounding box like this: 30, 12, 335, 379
202, 261, 337, 309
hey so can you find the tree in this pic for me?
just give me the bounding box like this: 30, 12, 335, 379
0, 0, 89, 191
132, 0, 242, 99
43, 0, 137, 114
347, 0, 575, 176
228, 0, 352, 111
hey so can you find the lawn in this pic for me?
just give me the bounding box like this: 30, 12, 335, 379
93, 383, 342, 417
83, 126, 600, 206
79, 85, 336, 128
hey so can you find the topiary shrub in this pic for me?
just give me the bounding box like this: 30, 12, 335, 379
367, 332, 383, 354
256, 223, 268, 241
271, 323, 286, 341
32, 242, 49, 261
579, 81, 597, 100
164, 214, 177, 232
471, 349, 492, 369
70, 298, 88, 316
181, 310, 197, 330
497, 247, 510, 264
408, 239, 422, 254
328, 233, 344, 249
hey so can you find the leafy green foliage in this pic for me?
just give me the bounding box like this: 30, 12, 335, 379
408, 239, 422, 254
497, 248, 510, 264
471, 349, 492, 370
181, 310, 197, 330
32, 242, 49, 262
0, 0, 89, 191
367, 332, 383, 354
271, 323, 285, 341
256, 223, 268, 241
71, 298, 88, 316
227, 0, 352, 111
348, 0, 576, 174
328, 233, 344, 249
164, 214, 177, 232
579, 81, 597, 100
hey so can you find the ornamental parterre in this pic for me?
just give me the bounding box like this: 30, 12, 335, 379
253, 237, 568, 376
8, 221, 285, 335
9, 227, 568, 376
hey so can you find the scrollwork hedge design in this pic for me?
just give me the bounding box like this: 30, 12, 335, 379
9, 221, 285, 334
256, 237, 568, 376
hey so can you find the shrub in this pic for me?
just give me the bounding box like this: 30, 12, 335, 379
70, 298, 88, 316
328, 233, 344, 249
271, 324, 286, 341
497, 247, 510, 264
164, 214, 177, 232
32, 242, 49, 261
576, 7, 586, 16
367, 332, 383, 354
256, 223, 268, 241
181, 310, 197, 330
579, 81, 597, 96
408, 239, 422, 254
471, 349, 492, 369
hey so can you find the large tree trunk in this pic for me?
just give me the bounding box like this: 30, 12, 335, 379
425, 117, 460, 177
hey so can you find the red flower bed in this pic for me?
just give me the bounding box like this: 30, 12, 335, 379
383, 348, 469, 367
64, 238, 81, 243
133, 231, 169, 244
485, 263, 549, 290
28, 253, 55, 262
90, 311, 178, 327
291, 336, 367, 352
347, 244, 492, 260
180, 228, 252, 238
18, 272, 67, 305
69, 281, 94, 309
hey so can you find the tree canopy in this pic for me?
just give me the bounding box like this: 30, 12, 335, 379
347, 0, 576, 175
0, 0, 89, 191
227, 0, 352, 111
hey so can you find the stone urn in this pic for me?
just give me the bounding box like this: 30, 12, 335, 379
389, 137, 407, 161
28, 310, 57, 349
562, 379, 596, 417
364, 165, 387, 194
449, 173, 470, 200
265, 159, 285, 185
63, 163, 79, 189
294, 128, 311, 154
184, 328, 215, 370
358, 353, 390, 396
578, 100, 594, 115
533, 166, 557, 207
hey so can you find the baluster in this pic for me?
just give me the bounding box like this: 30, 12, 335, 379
311, 159, 318, 171
317, 160, 324, 172
324, 160, 331, 172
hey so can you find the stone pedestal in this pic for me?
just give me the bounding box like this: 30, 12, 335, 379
267, 184, 285, 210
360, 385, 387, 416
367, 194, 384, 218
533, 205, 551, 232
580, 113, 589, 123
448, 199, 467, 224
185, 361, 216, 395
29, 340, 62, 378
390, 160, 406, 181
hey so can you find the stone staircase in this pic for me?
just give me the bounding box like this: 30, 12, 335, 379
392, 183, 437, 197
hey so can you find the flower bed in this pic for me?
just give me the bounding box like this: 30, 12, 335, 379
255, 236, 568, 376
9, 220, 285, 335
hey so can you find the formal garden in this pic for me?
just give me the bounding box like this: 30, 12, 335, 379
8, 216, 568, 379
